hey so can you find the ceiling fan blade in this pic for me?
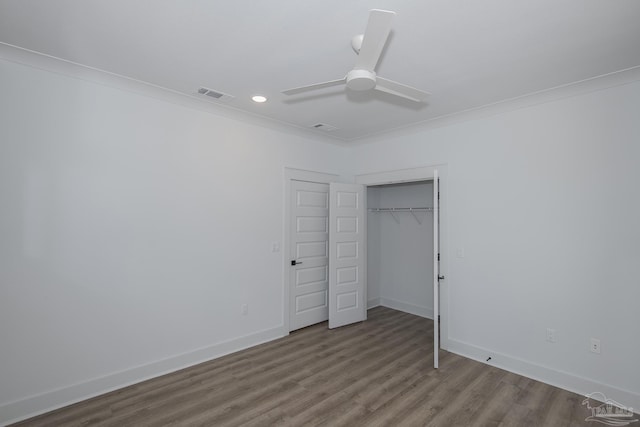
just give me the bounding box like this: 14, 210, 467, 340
354, 9, 395, 71
375, 77, 431, 103
282, 78, 346, 95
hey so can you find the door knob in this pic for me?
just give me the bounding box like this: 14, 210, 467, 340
291, 260, 303, 266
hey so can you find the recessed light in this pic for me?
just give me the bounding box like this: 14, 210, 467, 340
252, 95, 267, 103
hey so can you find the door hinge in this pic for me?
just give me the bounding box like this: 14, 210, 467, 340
437, 253, 440, 261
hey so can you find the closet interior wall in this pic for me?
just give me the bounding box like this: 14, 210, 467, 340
367, 181, 434, 319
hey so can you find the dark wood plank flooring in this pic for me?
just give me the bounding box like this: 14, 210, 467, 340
12, 307, 611, 426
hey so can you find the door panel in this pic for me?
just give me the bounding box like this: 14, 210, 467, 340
296, 291, 327, 312
296, 265, 328, 286
433, 171, 440, 368
296, 241, 328, 259
290, 180, 330, 331
336, 242, 358, 259
296, 216, 328, 233
337, 292, 358, 310
329, 183, 366, 329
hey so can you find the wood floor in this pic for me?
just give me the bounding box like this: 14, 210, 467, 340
13, 307, 604, 426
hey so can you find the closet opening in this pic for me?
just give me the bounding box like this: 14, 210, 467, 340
366, 181, 435, 322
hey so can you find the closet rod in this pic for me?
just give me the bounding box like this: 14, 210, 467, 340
368, 207, 434, 224
367, 207, 434, 212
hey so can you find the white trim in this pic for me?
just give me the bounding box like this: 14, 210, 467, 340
0, 326, 285, 426
282, 168, 339, 333
349, 65, 640, 144
2, 42, 640, 144
379, 297, 434, 319
356, 166, 439, 186
446, 338, 640, 413
284, 168, 339, 185
0, 42, 345, 147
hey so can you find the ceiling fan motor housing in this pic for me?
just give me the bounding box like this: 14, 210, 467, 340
346, 69, 377, 91
351, 34, 364, 53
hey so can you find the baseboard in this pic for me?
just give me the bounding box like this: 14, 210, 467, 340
380, 297, 434, 319
0, 326, 286, 426
367, 297, 381, 309
446, 338, 640, 412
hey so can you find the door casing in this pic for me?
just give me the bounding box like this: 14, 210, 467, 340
355, 165, 449, 355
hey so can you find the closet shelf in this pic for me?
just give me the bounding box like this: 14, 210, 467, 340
368, 207, 433, 212
367, 207, 434, 225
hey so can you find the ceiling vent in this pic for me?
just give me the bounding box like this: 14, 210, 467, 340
197, 87, 234, 101
311, 123, 338, 132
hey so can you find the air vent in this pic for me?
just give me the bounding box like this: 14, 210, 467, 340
197, 87, 234, 101
311, 123, 338, 132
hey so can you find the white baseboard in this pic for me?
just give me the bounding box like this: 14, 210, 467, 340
7, 321, 637, 426
446, 338, 640, 412
367, 297, 381, 309
380, 297, 434, 319
0, 326, 286, 426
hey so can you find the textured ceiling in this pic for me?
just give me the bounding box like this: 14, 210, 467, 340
1, 0, 639, 141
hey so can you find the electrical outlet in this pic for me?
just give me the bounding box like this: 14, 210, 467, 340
590, 338, 601, 354
241, 304, 248, 316
546, 328, 557, 343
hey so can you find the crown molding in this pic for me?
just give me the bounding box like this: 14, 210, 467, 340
0, 42, 347, 147
350, 65, 640, 145
3, 42, 638, 146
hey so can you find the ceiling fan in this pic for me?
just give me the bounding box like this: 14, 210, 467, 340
282, 9, 430, 103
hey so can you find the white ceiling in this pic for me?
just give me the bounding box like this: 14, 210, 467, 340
1, 0, 639, 141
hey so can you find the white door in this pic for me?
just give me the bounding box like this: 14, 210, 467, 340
433, 171, 440, 368
289, 180, 330, 331
329, 183, 366, 329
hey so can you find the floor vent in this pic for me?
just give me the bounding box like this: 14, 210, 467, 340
311, 123, 338, 132
197, 87, 234, 101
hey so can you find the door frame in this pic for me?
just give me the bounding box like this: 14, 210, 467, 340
355, 165, 449, 352
283, 168, 339, 334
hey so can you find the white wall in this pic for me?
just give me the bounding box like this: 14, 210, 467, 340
0, 58, 347, 424
367, 183, 434, 318
2, 50, 639, 424
350, 81, 640, 409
